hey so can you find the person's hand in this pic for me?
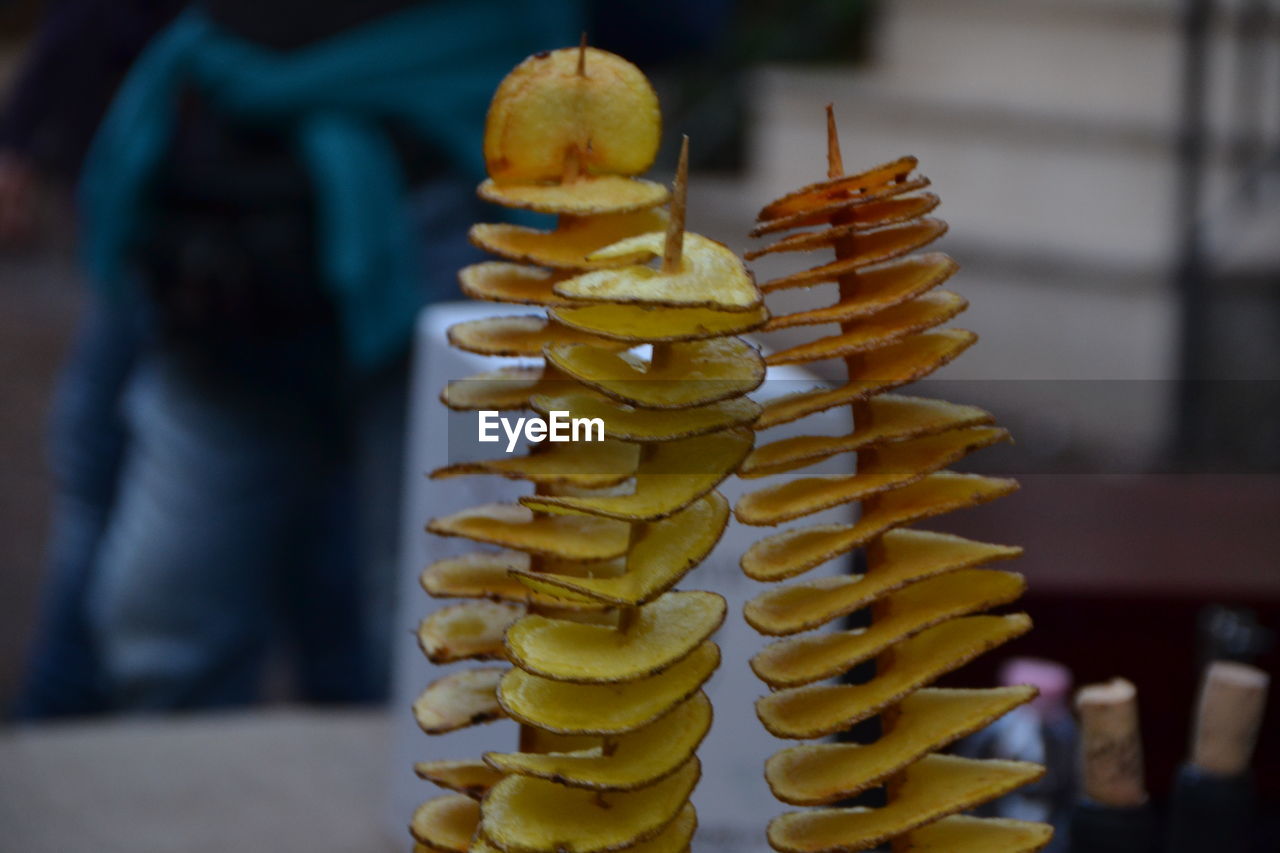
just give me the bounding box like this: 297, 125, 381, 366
0, 151, 39, 247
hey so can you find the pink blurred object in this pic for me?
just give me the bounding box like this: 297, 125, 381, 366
1001, 657, 1073, 720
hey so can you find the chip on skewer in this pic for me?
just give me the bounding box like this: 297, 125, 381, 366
531, 391, 760, 442
413, 668, 507, 735
428, 503, 630, 561
410, 794, 480, 852
414, 759, 507, 800
470, 209, 668, 270
418, 601, 523, 664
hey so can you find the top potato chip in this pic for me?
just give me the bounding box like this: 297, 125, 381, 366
758, 155, 918, 221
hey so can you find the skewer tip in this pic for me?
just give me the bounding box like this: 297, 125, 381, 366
661, 135, 690, 273
826, 104, 844, 180
577, 32, 588, 75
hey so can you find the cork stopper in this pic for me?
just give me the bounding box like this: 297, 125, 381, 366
1076, 677, 1148, 807
1190, 660, 1269, 777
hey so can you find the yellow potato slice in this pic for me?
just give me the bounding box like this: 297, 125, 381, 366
522, 428, 752, 521
766, 754, 1045, 853
469, 209, 667, 269
756, 614, 1031, 739
447, 316, 623, 357
428, 503, 630, 561
505, 591, 726, 682
736, 426, 1009, 527
498, 642, 719, 735
410, 794, 479, 852
418, 601, 524, 664
475, 805, 697, 853
745, 528, 1022, 633
415, 759, 506, 800
554, 232, 762, 312
478, 176, 668, 216
552, 302, 769, 342
458, 262, 575, 307
757, 155, 918, 221
759, 219, 947, 293
546, 337, 765, 410
413, 667, 506, 735
479, 758, 699, 853
431, 439, 638, 489
762, 253, 956, 332
767, 687, 1037, 805
764, 291, 967, 366
758, 330, 977, 430
904, 815, 1054, 852
442, 367, 570, 412
485, 692, 712, 790
752, 569, 1025, 687
484, 47, 660, 185
421, 552, 608, 611
531, 391, 760, 442
512, 492, 728, 606
750, 178, 932, 238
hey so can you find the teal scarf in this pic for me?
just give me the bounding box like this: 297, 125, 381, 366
80, 2, 577, 370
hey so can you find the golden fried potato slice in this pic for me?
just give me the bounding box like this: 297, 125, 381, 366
762, 253, 957, 332
447, 316, 623, 357
554, 232, 762, 312
459, 263, 575, 307
750, 179, 932, 238
512, 492, 728, 606
546, 337, 765, 410
410, 794, 479, 852
418, 602, 523, 664
758, 330, 977, 430
484, 47, 660, 185
485, 692, 711, 790
756, 614, 1030, 739
764, 291, 967, 366
758, 156, 918, 221
478, 177, 669, 216
442, 367, 569, 412
474, 805, 696, 853
413, 668, 506, 735
552, 302, 769, 342
766, 754, 1045, 853
752, 569, 1025, 687
736, 426, 1009, 527
431, 439, 638, 489
905, 816, 1054, 852
479, 758, 699, 853
759, 219, 947, 293
421, 552, 609, 611
499, 642, 719, 735
505, 591, 726, 682
415, 759, 506, 800
767, 686, 1037, 805
428, 503, 630, 561
745, 528, 1022, 633
470, 209, 667, 269
522, 428, 752, 521
531, 391, 760, 442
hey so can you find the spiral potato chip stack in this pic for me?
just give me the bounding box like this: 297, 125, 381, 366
734, 109, 1053, 852
413, 44, 766, 852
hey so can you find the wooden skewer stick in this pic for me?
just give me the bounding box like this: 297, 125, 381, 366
661, 135, 690, 274
1190, 660, 1269, 777
826, 103, 844, 180
577, 31, 588, 76
1076, 677, 1149, 808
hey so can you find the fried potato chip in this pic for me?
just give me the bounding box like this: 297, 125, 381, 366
475, 805, 697, 853
421, 552, 610, 611
762, 253, 957, 332
410, 794, 479, 852
459, 263, 575, 307
758, 330, 977, 430
736, 426, 1009, 527
553, 232, 762, 312
745, 528, 1022, 633
415, 759, 506, 800
485, 692, 711, 790
484, 47, 660, 185
418, 602, 524, 664
505, 591, 726, 682
447, 316, 623, 358
512, 492, 728, 606
522, 428, 752, 521
751, 570, 1025, 687
479, 176, 669, 216
442, 367, 569, 412
546, 337, 765, 410
414, 668, 507, 735
756, 614, 1031, 739
758, 155, 918, 221
750, 179, 932, 238
428, 503, 630, 561
764, 292, 967, 366
480, 758, 698, 853
531, 391, 760, 442
432, 439, 638, 489
551, 302, 769, 342
766, 687, 1037, 805
904, 815, 1054, 852
766, 754, 1045, 853
759, 219, 947, 293
499, 642, 719, 735
470, 209, 667, 269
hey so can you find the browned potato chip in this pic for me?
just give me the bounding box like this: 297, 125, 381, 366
758, 155, 918, 221
756, 614, 1031, 739
458, 262, 575, 307
418, 602, 524, 664
531, 391, 760, 442
431, 439, 638, 489
410, 794, 479, 852
421, 551, 609, 611
475, 804, 697, 853
759, 219, 947, 293
447, 316, 624, 357
905, 815, 1054, 852
479, 176, 669, 215
428, 503, 630, 561
766, 754, 1045, 853
750, 179, 932, 238
414, 759, 506, 800
442, 367, 570, 412
552, 302, 769, 342
413, 668, 507, 735
470, 208, 667, 269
